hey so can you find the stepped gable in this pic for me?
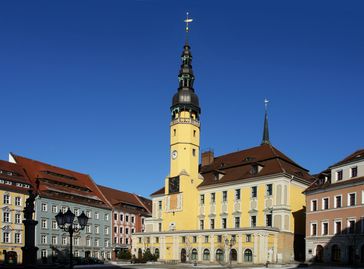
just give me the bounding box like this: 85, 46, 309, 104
0, 160, 33, 193
199, 143, 313, 188
98, 185, 151, 215
11, 153, 111, 209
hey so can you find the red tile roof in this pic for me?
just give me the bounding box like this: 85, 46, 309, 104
305, 176, 364, 193
0, 160, 33, 194
330, 149, 364, 168
11, 153, 111, 209
98, 185, 152, 215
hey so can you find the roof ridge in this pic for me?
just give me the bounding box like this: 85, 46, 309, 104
133, 194, 152, 215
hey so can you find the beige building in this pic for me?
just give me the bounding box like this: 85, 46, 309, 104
305, 149, 364, 265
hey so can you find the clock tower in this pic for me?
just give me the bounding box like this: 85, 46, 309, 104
162, 19, 203, 231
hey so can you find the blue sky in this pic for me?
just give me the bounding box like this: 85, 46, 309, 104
1, 1, 363, 197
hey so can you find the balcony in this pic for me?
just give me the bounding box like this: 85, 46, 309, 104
170, 118, 200, 127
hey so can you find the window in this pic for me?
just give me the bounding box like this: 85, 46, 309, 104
192, 149, 196, 156
15, 197, 21, 206
95, 225, 100, 234
181, 236, 186, 243
348, 220, 355, 233
41, 249, 47, 258
246, 234, 252, 242
15, 214, 21, 224
322, 222, 328, 235
192, 236, 197, 243
158, 223, 162, 232
3, 232, 10, 243
348, 193, 356, 206
204, 236, 209, 243
266, 214, 272, 227
158, 201, 162, 210
119, 227, 123, 234
335, 195, 342, 208
125, 238, 129, 245
251, 186, 257, 198
3, 194, 10, 204
74, 237, 80, 246
131, 228, 135, 234
337, 170, 343, 181
52, 221, 57, 230
173, 129, 176, 136
41, 235, 47, 244
105, 239, 109, 247
126, 215, 129, 222
74, 208, 80, 216
200, 194, 205, 205
41, 219, 47, 229
52, 205, 58, 213
105, 227, 109, 235
200, 220, 204, 230
95, 238, 99, 247
41, 203, 47, 212
222, 218, 227, 229
131, 216, 135, 223
222, 191, 227, 202
114, 237, 118, 244
52, 235, 57, 245
250, 164, 258, 175
114, 213, 117, 220
311, 223, 317, 236
203, 249, 210, 261
322, 198, 329, 210
156, 237, 159, 243
3, 212, 10, 223
235, 217, 240, 228
210, 219, 215, 229
104, 213, 109, 221
193, 130, 196, 137
86, 225, 91, 233
120, 214, 124, 221
335, 221, 341, 234
251, 216, 256, 227
217, 235, 222, 243
15, 233, 21, 244
126, 228, 129, 234
266, 184, 273, 196
86, 210, 91, 218
351, 166, 358, 178
120, 237, 123, 244
244, 249, 253, 262
211, 193, 216, 203
235, 189, 240, 200
216, 249, 224, 261
95, 212, 99, 219
311, 200, 317, 211
191, 249, 198, 260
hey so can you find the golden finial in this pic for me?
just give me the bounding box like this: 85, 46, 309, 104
184, 12, 193, 33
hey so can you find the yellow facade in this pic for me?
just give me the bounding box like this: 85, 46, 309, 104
0, 189, 28, 264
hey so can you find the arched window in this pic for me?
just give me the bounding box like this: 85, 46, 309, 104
331, 245, 340, 262
244, 249, 253, 262
216, 249, 224, 262
203, 249, 210, 261
230, 249, 237, 261
154, 248, 159, 258
315, 245, 324, 262
191, 249, 198, 260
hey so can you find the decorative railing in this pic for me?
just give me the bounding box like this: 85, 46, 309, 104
170, 118, 200, 127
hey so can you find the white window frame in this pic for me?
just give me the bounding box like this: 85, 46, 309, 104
95, 212, 99, 219
350, 166, 358, 178
15, 213, 21, 224
41, 235, 47, 244
311, 199, 318, 211
347, 192, 356, 207
41, 203, 47, 212
310, 222, 317, 236
15, 197, 21, 206
322, 197, 329, 210
52, 205, 58, 213
41, 219, 47, 229
347, 218, 356, 233
336, 170, 343, 181
52, 235, 57, 245
334, 220, 342, 234
3, 232, 10, 243
334, 195, 342, 208
14, 233, 21, 244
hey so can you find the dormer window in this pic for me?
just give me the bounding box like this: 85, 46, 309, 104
250, 165, 258, 175
336, 170, 343, 181
351, 167, 358, 178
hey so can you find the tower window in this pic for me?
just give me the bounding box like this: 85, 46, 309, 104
173, 129, 176, 136
193, 130, 196, 137
192, 149, 196, 156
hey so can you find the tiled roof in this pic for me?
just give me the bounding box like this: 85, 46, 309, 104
0, 160, 33, 194
305, 176, 364, 193
98, 185, 152, 214
198, 144, 313, 188
151, 144, 313, 194
330, 149, 364, 168
11, 153, 111, 209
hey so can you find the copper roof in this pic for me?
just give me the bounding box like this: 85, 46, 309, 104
151, 144, 313, 195
11, 153, 111, 209
0, 160, 33, 194
98, 185, 152, 214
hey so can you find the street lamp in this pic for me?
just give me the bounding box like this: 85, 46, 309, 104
55, 209, 88, 269
225, 237, 236, 268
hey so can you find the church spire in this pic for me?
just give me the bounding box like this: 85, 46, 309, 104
261, 98, 271, 145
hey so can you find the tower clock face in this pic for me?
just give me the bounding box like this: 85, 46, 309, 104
172, 150, 178, 160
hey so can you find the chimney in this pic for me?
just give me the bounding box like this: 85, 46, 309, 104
202, 151, 214, 166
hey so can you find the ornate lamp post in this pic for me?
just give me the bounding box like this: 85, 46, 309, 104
225, 237, 236, 268
55, 209, 88, 269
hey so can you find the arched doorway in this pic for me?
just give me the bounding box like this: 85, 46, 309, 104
331, 245, 340, 262
244, 249, 253, 262
203, 249, 210, 261
5, 251, 17, 265
216, 249, 224, 262
138, 248, 142, 259
230, 249, 237, 261
181, 249, 187, 263
315, 245, 324, 262
191, 249, 198, 261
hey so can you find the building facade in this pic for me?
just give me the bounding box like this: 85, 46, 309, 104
305, 149, 364, 265
132, 35, 314, 264
10, 153, 113, 263
98, 185, 152, 260
0, 160, 32, 264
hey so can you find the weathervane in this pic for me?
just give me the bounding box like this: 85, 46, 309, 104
184, 12, 193, 33
264, 98, 269, 112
